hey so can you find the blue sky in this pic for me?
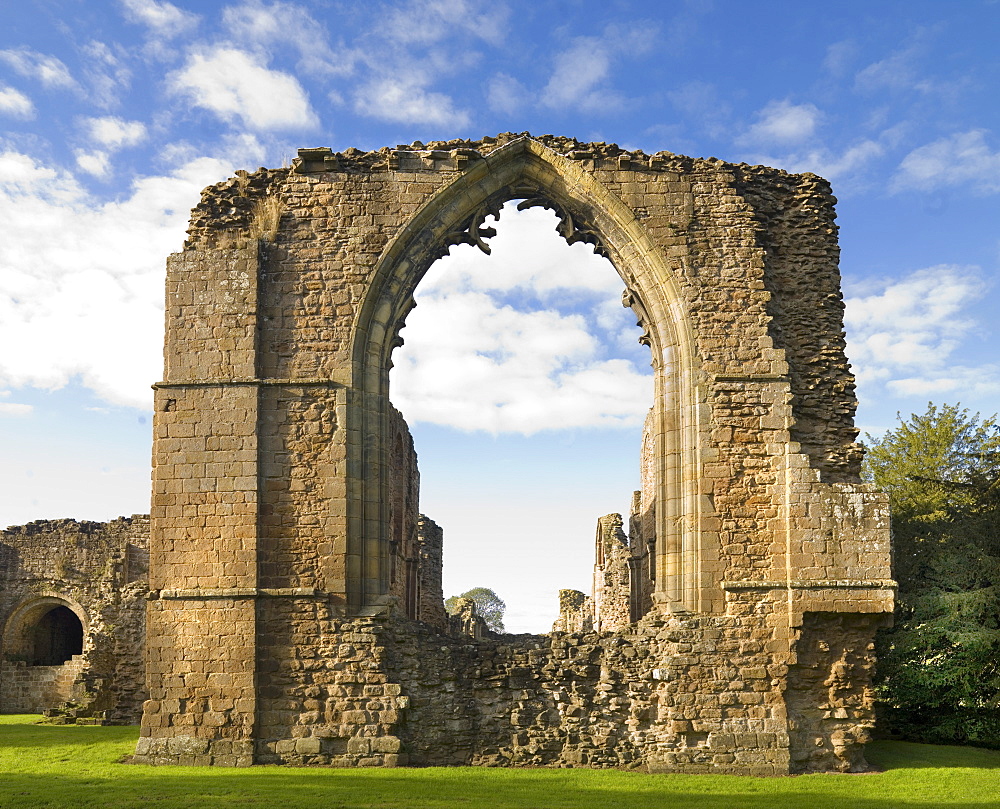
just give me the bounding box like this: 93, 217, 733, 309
2, 0, 999, 631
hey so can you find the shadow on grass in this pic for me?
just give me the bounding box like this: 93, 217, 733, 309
866, 740, 1000, 771
3, 767, 1000, 809
3, 719, 1000, 809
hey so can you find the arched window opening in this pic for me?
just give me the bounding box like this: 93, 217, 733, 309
389, 201, 655, 633
30, 605, 83, 666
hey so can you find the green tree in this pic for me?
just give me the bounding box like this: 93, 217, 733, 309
445, 587, 506, 633
864, 403, 1000, 748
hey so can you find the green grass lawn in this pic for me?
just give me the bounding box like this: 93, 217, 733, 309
1, 715, 998, 809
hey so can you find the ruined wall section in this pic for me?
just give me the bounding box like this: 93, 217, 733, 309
552, 589, 593, 633
249, 609, 869, 775
386, 406, 420, 618
0, 516, 149, 721
630, 410, 657, 620
732, 166, 861, 482
416, 516, 448, 631
142, 133, 893, 771
785, 612, 890, 773
592, 514, 631, 632
185, 167, 290, 249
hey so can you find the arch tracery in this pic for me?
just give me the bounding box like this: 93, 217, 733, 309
350, 137, 711, 615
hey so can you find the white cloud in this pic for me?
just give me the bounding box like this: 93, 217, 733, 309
844, 266, 999, 398
390, 205, 653, 434
0, 48, 76, 89
540, 26, 654, 114
222, 0, 355, 76
542, 37, 615, 112
0, 144, 263, 408
118, 0, 199, 37
382, 0, 509, 46
892, 130, 1000, 194
0, 85, 34, 119
168, 47, 319, 131
739, 100, 822, 146
0, 390, 32, 417
742, 139, 884, 181
354, 77, 469, 128
85, 116, 147, 149
487, 73, 527, 115
74, 150, 111, 178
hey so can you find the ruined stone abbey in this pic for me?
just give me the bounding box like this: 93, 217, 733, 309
1, 133, 894, 775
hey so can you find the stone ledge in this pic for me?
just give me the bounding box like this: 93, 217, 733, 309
721, 579, 897, 591
153, 587, 323, 600
153, 378, 346, 389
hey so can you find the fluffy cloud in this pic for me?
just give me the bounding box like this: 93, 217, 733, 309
742, 139, 885, 182
85, 116, 147, 149
844, 266, 999, 398
542, 37, 614, 111
0, 85, 34, 119
390, 205, 653, 434
354, 77, 470, 128
222, 0, 355, 76
0, 391, 32, 417
0, 145, 262, 408
0, 48, 76, 89
118, 0, 199, 38
892, 130, 1000, 194
74, 150, 112, 178
739, 100, 822, 145
168, 47, 318, 131
68, 118, 147, 179
541, 25, 655, 114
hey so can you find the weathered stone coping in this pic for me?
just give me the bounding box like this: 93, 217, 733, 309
721, 579, 897, 591
152, 588, 322, 600
153, 378, 346, 388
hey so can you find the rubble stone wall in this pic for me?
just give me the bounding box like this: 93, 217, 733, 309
0, 516, 149, 722
142, 606, 880, 774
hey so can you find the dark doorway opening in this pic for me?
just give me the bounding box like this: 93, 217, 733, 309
31, 605, 83, 666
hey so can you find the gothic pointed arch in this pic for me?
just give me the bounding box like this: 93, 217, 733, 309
348, 137, 713, 615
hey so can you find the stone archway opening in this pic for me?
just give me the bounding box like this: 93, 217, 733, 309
388, 201, 655, 632
30, 606, 84, 666
3, 597, 86, 667
1, 596, 87, 714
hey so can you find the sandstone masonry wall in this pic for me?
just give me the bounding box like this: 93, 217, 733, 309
138, 133, 894, 772
0, 516, 149, 722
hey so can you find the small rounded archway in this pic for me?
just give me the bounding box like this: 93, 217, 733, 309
3, 596, 86, 667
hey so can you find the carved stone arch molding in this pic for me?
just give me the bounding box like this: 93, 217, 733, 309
351, 137, 711, 615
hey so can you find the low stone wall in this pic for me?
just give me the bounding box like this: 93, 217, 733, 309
137, 604, 884, 773
0, 656, 84, 714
